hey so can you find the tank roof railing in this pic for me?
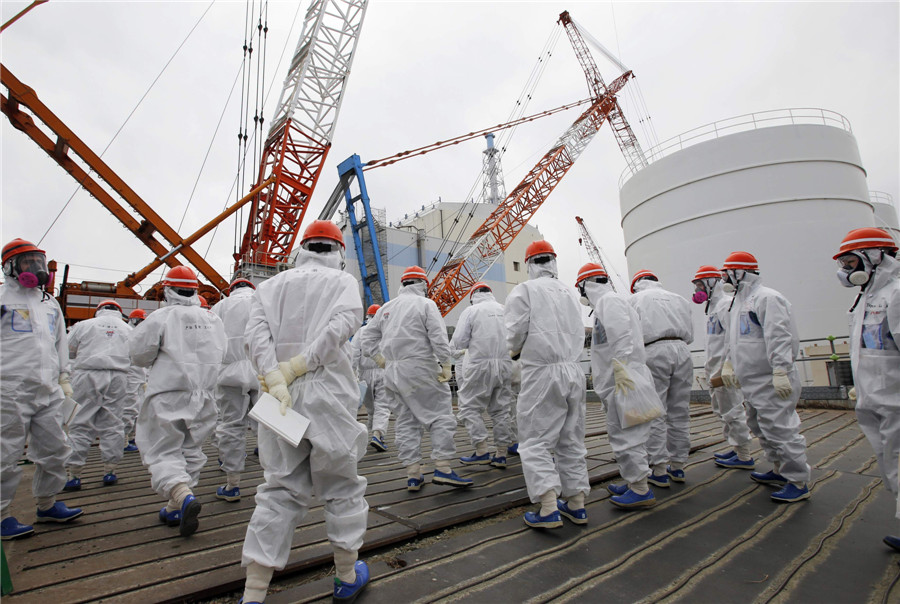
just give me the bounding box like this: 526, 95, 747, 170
868, 190, 895, 206
619, 108, 852, 188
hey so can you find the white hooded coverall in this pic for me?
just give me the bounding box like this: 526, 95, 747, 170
726, 272, 810, 484
505, 259, 590, 503
629, 280, 694, 472
211, 286, 260, 475
847, 255, 900, 503
359, 281, 457, 468
585, 280, 654, 486
704, 281, 753, 452
122, 362, 148, 441
451, 291, 516, 452
66, 308, 132, 469
241, 249, 368, 570
351, 322, 390, 435
130, 289, 226, 499
0, 281, 70, 520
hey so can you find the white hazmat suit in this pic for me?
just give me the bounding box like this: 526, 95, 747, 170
241, 248, 368, 571
66, 308, 132, 474
351, 322, 391, 438
505, 258, 590, 505
451, 291, 516, 456
630, 280, 694, 476
725, 272, 810, 485
130, 288, 226, 500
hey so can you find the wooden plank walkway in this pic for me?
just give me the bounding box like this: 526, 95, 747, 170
3, 404, 898, 603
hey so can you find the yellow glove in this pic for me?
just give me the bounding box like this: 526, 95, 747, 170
279, 354, 308, 385
721, 361, 740, 389
265, 370, 293, 415
772, 368, 792, 400
611, 359, 635, 395
437, 362, 452, 383
142, 383, 148, 392
373, 353, 386, 369
848, 386, 857, 401
258, 375, 268, 394
58, 373, 74, 398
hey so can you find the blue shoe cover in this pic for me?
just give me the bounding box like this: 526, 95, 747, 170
557, 499, 588, 524
123, 440, 139, 452
35, 501, 83, 523
179, 494, 202, 537
648, 473, 670, 488
524, 510, 563, 528
63, 477, 82, 491
490, 456, 507, 469
714, 449, 737, 460
216, 485, 241, 502
159, 506, 181, 526
460, 452, 491, 465
103, 472, 118, 485
0, 516, 34, 540
607, 483, 629, 496
771, 483, 810, 503
507, 443, 519, 456
333, 560, 369, 602
432, 469, 473, 487
884, 535, 900, 552
715, 456, 755, 470
370, 435, 387, 452
750, 470, 788, 486
667, 466, 685, 483
610, 488, 657, 509
407, 475, 425, 492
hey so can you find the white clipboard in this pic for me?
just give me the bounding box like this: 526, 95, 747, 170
61, 396, 81, 430
248, 392, 311, 447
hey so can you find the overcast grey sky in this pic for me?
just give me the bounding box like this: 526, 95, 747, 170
1, 1, 897, 292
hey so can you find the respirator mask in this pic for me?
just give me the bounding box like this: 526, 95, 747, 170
4, 251, 49, 289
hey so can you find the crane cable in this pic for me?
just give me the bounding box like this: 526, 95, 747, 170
37, 0, 217, 246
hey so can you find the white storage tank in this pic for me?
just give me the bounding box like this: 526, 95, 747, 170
619, 109, 875, 356
869, 191, 900, 245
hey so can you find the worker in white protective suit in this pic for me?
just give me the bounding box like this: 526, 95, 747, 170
506, 240, 589, 528
578, 263, 659, 510
360, 266, 472, 492
130, 265, 225, 537
720, 251, 811, 503
211, 278, 259, 503
351, 303, 393, 452
64, 299, 132, 488
1, 238, 83, 540
241, 220, 370, 604
691, 266, 755, 470
629, 269, 694, 487
122, 309, 149, 453
451, 282, 517, 469
833, 228, 900, 550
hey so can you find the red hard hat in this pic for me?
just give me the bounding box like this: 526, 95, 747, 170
129, 309, 147, 320
693, 265, 722, 281
833, 227, 898, 259
722, 251, 759, 271
229, 278, 256, 291
2, 238, 44, 265
162, 265, 199, 289
366, 304, 381, 316
575, 263, 608, 286
630, 269, 657, 293
469, 281, 491, 295
524, 240, 556, 263
199, 296, 210, 308
300, 220, 345, 249
401, 266, 428, 285
96, 299, 123, 312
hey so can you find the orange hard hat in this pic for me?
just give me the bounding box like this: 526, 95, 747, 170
2, 238, 44, 265
833, 227, 898, 259
469, 281, 491, 294
693, 265, 722, 281
575, 263, 608, 286
366, 304, 381, 315
129, 309, 147, 320
401, 266, 428, 285
300, 220, 345, 249
722, 251, 759, 271
229, 278, 256, 291
162, 265, 199, 289
199, 296, 210, 308
630, 269, 657, 293
96, 299, 123, 313
524, 240, 556, 263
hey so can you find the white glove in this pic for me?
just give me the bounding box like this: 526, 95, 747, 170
58, 373, 74, 398
373, 353, 386, 369
721, 361, 740, 389
265, 370, 293, 415
611, 359, 635, 395
509, 349, 521, 360
848, 386, 857, 401
279, 354, 308, 385
772, 368, 792, 400
257, 375, 268, 394
437, 362, 452, 383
